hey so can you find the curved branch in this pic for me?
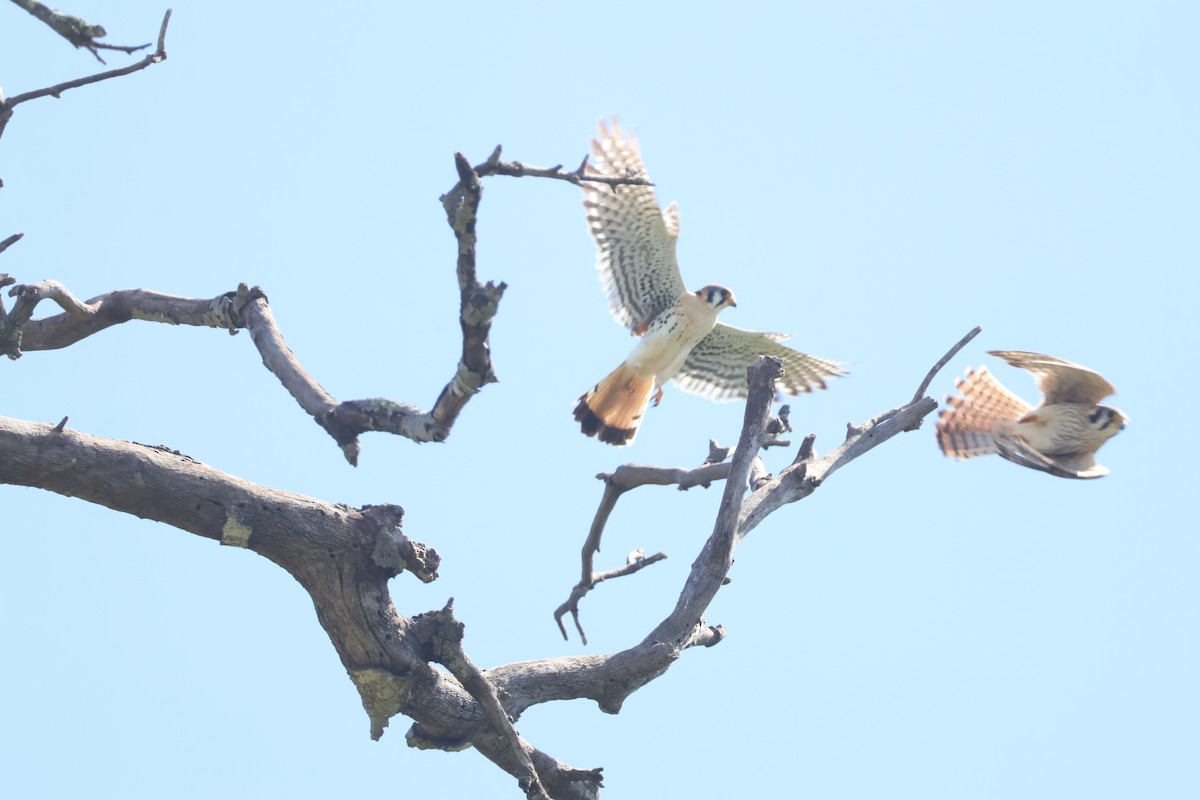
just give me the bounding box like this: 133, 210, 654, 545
0, 9, 170, 140
0, 331, 965, 798
10, 0, 155, 62
0, 232, 24, 256
553, 461, 730, 643
555, 400, 799, 642
1, 284, 242, 361
0, 415, 607, 799
911, 324, 981, 403
2, 145, 656, 462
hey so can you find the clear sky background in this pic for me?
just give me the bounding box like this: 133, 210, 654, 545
2, 2, 1196, 798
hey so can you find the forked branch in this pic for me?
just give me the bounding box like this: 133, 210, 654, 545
10, 0, 156, 62
557, 330, 975, 641
1, 147, 649, 463
0, 9, 170, 140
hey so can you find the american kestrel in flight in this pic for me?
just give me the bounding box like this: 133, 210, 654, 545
573, 119, 844, 446
937, 350, 1126, 479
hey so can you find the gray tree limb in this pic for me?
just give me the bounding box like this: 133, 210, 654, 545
0, 10, 169, 140
556, 332, 976, 641
8, 0, 155, 62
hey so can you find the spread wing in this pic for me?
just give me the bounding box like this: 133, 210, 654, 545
993, 433, 1111, 479
582, 118, 687, 332
673, 323, 846, 402
989, 351, 1116, 406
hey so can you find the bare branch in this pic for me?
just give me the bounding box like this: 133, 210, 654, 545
2, 139, 657, 462
554, 460, 732, 642
911, 324, 982, 403
9, 0, 157, 62
704, 407, 793, 465
472, 146, 654, 191
554, 546, 669, 644
739, 397, 939, 535
556, 400, 797, 641
0, 415, 614, 798
645, 357, 783, 643
0, 9, 170, 140
0, 232, 24, 256
1, 284, 243, 360
416, 601, 549, 800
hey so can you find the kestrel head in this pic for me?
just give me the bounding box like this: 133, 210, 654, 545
696, 284, 737, 310
1089, 405, 1127, 441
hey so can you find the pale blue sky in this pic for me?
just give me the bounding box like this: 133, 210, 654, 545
2, 2, 1197, 798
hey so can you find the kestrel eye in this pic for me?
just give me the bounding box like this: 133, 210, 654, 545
938, 351, 1121, 477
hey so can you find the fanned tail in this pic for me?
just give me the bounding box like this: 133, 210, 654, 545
937, 367, 1033, 460
574, 362, 656, 447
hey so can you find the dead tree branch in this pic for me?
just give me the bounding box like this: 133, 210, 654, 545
0, 233, 24, 256
555, 403, 793, 642
415, 600, 549, 800
9, 0, 156, 62
557, 331, 974, 641
0, 324, 969, 799
1, 144, 652, 462
911, 324, 981, 403
0, 9, 170, 141
554, 461, 730, 643
469, 144, 654, 191
738, 331, 973, 534
0, 415, 610, 799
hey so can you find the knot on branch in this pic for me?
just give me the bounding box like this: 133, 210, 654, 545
333, 399, 449, 444
412, 600, 466, 663
229, 283, 267, 326
363, 504, 440, 583
748, 354, 785, 388
406, 722, 472, 752
560, 767, 605, 791
684, 624, 727, 649
202, 290, 248, 332
5, 279, 92, 321
349, 667, 414, 741
463, 280, 506, 326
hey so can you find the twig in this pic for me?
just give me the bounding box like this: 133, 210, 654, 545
554, 460, 731, 642
554, 546, 668, 644
471, 145, 654, 190
0, 233, 24, 256
10, 0, 156, 63
0, 9, 170, 140
739, 398, 947, 537
557, 400, 801, 642
704, 407, 792, 464
911, 324, 981, 403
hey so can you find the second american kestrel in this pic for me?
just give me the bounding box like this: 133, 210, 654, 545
573, 119, 844, 446
936, 350, 1126, 479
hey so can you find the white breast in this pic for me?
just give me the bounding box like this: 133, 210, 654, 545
625, 295, 720, 383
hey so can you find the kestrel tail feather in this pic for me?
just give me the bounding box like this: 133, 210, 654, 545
936, 367, 1032, 460
574, 362, 656, 447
